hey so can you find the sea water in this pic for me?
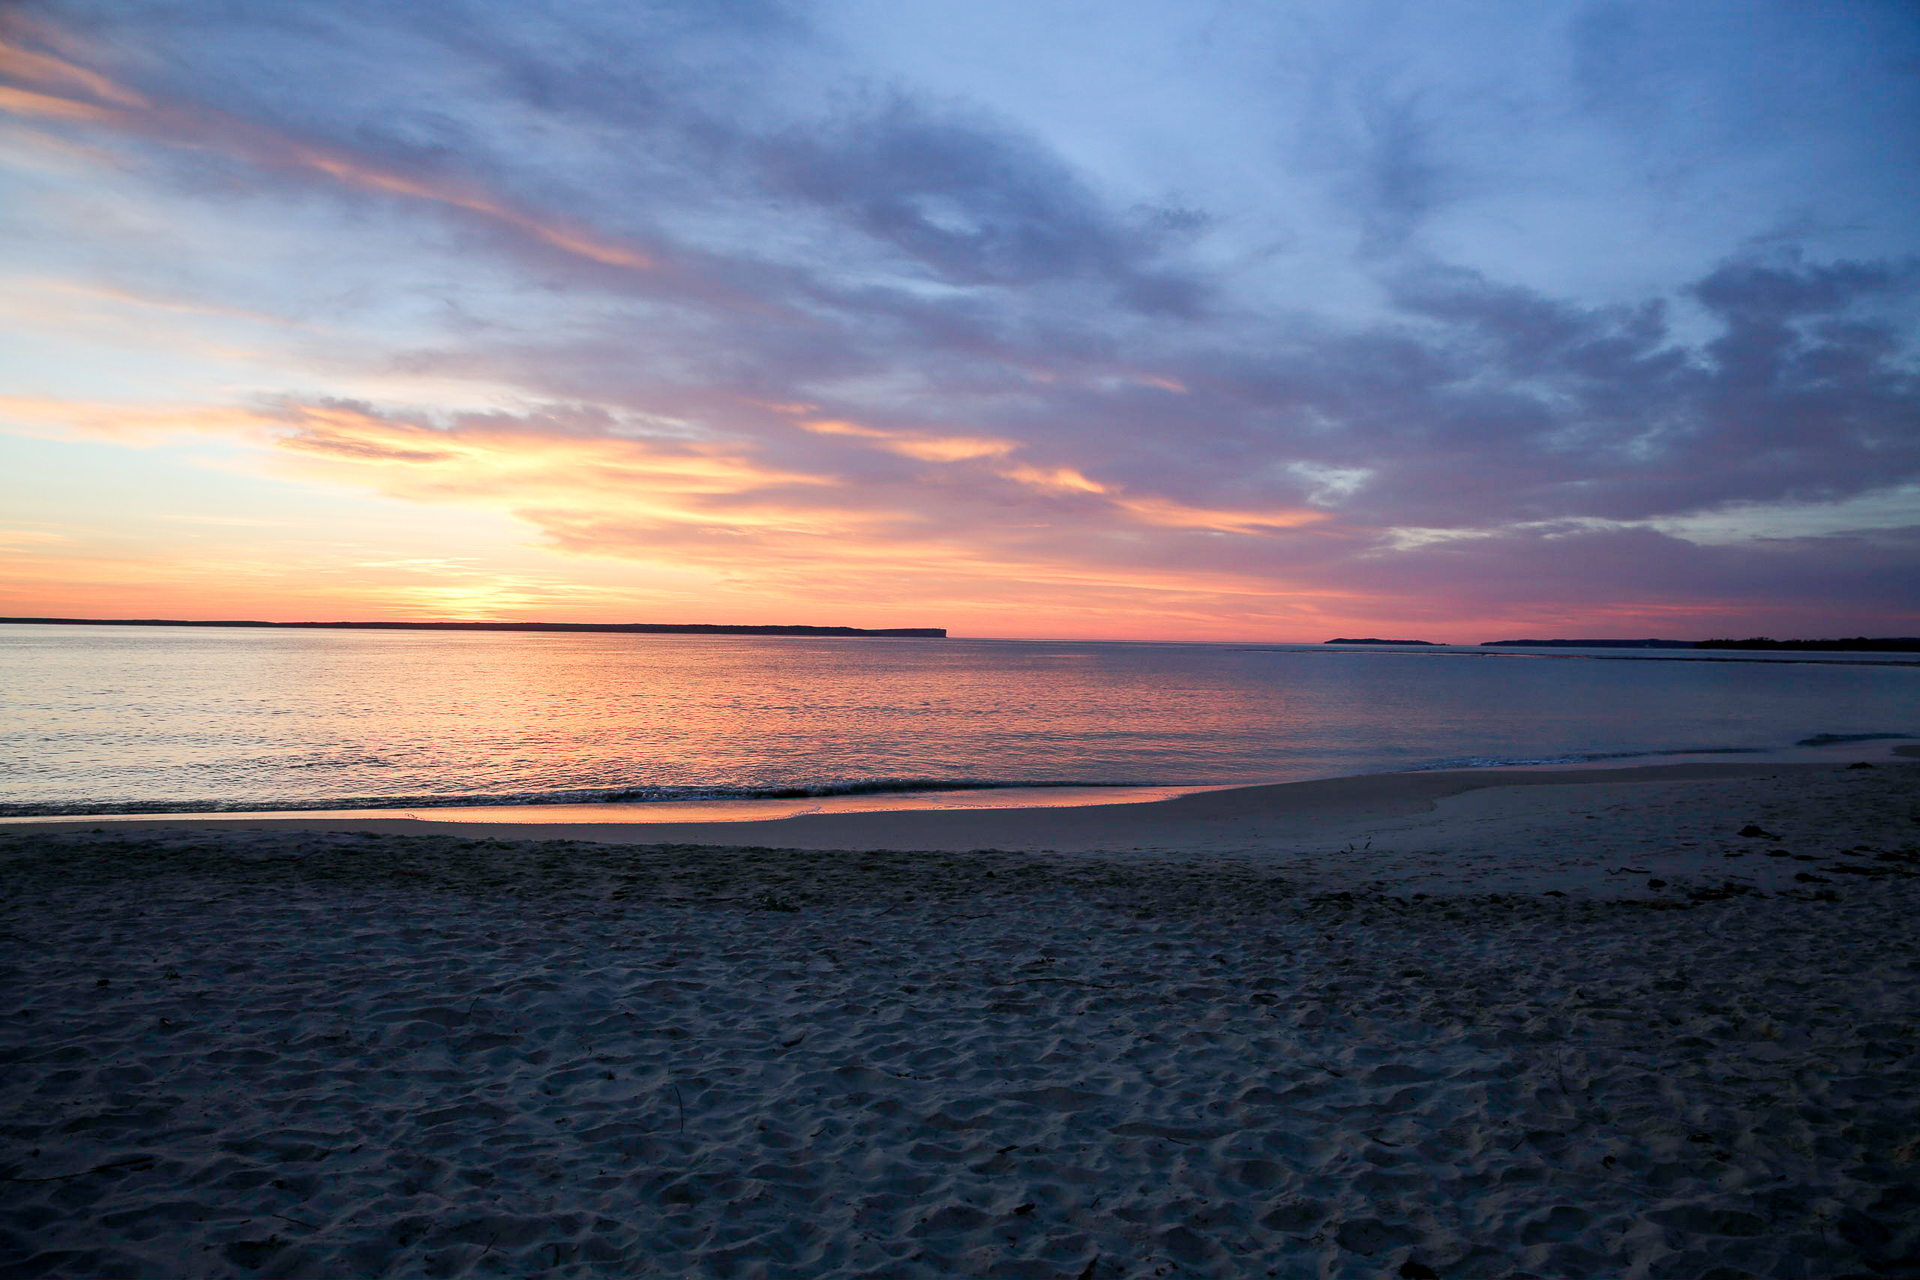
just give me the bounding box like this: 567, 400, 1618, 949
1, 624, 1913, 816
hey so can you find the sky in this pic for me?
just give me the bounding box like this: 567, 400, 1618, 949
1, 0, 1917, 642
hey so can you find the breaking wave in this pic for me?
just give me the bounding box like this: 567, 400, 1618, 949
1408, 747, 1764, 771
0, 777, 1148, 819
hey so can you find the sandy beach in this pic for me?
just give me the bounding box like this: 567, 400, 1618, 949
3, 758, 1917, 1278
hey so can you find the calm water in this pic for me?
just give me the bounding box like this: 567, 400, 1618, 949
1, 624, 1915, 816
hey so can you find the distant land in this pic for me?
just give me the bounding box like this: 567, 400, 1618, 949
1482, 638, 1695, 649
0, 617, 947, 639
1324, 637, 1437, 645
1483, 637, 1920, 653
1697, 636, 1920, 653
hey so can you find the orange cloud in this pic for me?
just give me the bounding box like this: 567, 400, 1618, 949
797, 418, 890, 439
0, 30, 147, 101
2, 389, 1359, 637
292, 151, 654, 270
0, 43, 142, 103
265, 404, 861, 536
0, 34, 655, 273
887, 436, 1014, 462
0, 82, 119, 123
999, 461, 1325, 533
275, 404, 1335, 564
799, 418, 1015, 462
1001, 463, 1108, 494
0, 394, 270, 440
787, 417, 1318, 532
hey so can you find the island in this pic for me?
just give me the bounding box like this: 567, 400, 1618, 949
1324, 637, 1437, 645
1481, 638, 1695, 648
0, 617, 947, 638
1697, 636, 1920, 653
1482, 637, 1920, 653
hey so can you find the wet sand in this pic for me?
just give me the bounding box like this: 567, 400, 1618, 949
3, 760, 1917, 1278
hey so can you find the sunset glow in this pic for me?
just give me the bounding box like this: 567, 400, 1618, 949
3, 4, 1916, 640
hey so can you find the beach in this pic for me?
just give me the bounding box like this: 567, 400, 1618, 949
3, 759, 1917, 1278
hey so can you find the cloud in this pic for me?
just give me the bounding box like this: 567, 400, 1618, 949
1345, 92, 1453, 257
262, 401, 842, 523
0, 25, 661, 277
760, 92, 1204, 312
2, 0, 1917, 636
0, 35, 146, 107
0, 81, 119, 122
1266, 254, 1920, 526
1312, 520, 1920, 633
798, 417, 1015, 462
0, 395, 271, 440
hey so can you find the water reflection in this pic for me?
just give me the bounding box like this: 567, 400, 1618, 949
2, 625, 1910, 815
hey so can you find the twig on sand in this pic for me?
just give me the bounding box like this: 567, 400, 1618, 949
673, 1083, 686, 1133
272, 1212, 320, 1231
1606, 867, 1651, 875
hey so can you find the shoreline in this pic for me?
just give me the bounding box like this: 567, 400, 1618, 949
8, 748, 1915, 898
8, 736, 1912, 830
3, 761, 1917, 1277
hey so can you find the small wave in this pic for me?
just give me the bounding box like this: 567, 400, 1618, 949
1409, 746, 1763, 772
0, 777, 1152, 819
1795, 732, 1911, 747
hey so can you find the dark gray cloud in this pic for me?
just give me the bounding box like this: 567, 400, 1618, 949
1311, 522, 1920, 633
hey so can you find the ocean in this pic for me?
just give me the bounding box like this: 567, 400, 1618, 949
1, 623, 1914, 818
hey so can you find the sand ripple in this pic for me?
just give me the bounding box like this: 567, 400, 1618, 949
3, 771, 1918, 1277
